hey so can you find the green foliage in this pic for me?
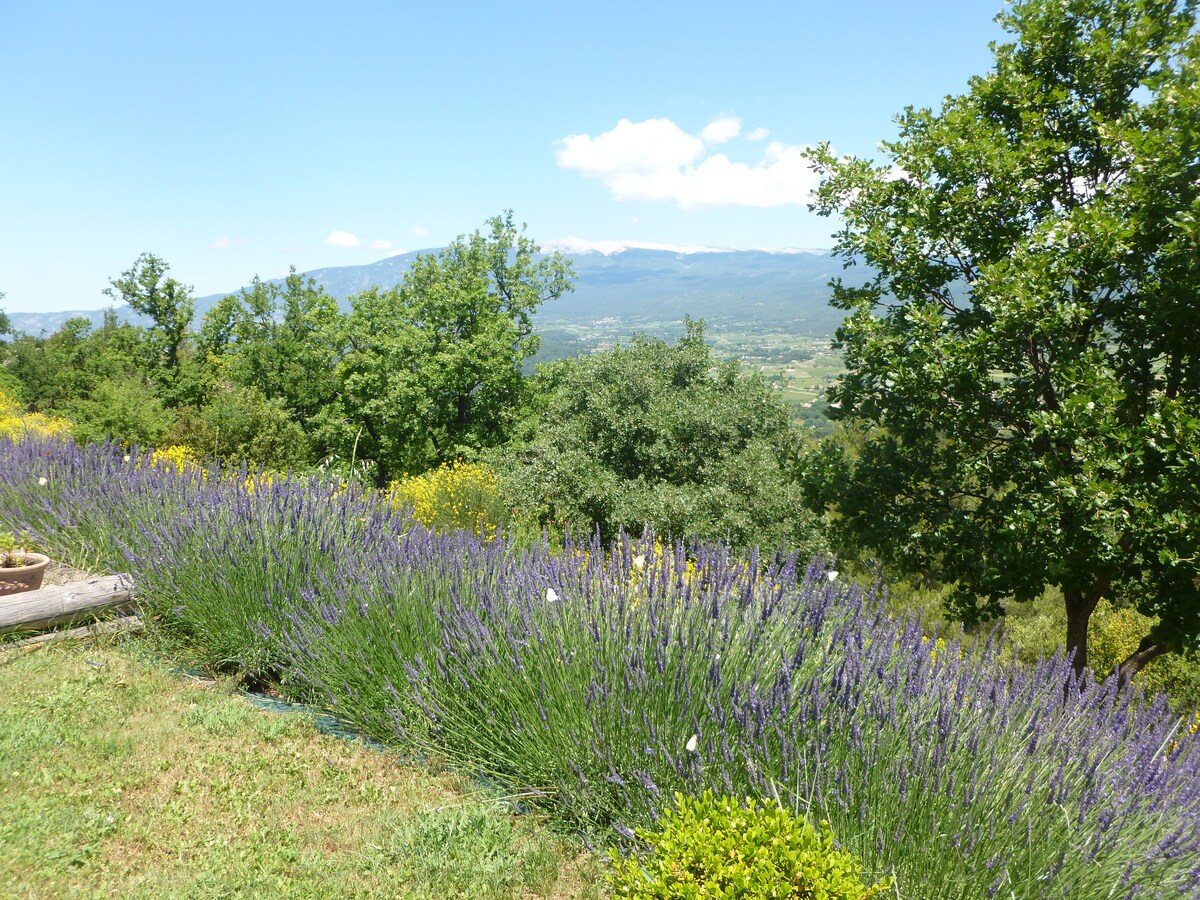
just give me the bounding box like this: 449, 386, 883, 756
3, 318, 109, 411
210, 269, 344, 426
172, 384, 312, 470
68, 377, 175, 448
2, 311, 163, 443
335, 211, 575, 482
497, 319, 822, 553
608, 791, 890, 900
804, 0, 1200, 674
0, 529, 36, 567
104, 252, 195, 387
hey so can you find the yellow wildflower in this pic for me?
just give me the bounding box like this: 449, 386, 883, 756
0, 388, 72, 443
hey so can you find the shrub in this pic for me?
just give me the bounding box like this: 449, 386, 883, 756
170, 384, 312, 471
388, 460, 508, 539
67, 377, 173, 447
494, 320, 823, 555
0, 388, 72, 443
149, 444, 202, 475
608, 790, 890, 899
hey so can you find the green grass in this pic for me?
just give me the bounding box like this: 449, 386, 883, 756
0, 636, 604, 900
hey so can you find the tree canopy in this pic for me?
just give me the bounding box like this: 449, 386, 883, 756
804, 0, 1200, 677
104, 253, 195, 384
498, 319, 822, 553
335, 211, 575, 481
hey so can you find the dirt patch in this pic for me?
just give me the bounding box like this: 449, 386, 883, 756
43, 560, 100, 586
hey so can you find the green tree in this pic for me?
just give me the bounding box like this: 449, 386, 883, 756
804, 0, 1200, 678
335, 212, 575, 481
208, 269, 345, 430
2, 319, 96, 411
104, 253, 195, 391
497, 319, 822, 553
1, 311, 171, 445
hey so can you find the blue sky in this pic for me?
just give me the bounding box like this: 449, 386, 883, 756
1, 1, 1006, 313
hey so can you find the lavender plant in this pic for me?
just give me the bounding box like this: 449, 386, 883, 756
2, 435, 1198, 898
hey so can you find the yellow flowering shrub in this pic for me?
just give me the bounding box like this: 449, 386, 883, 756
1184, 710, 1200, 742
149, 444, 202, 475
0, 388, 72, 442
242, 470, 277, 495
1165, 709, 1200, 757
389, 461, 507, 540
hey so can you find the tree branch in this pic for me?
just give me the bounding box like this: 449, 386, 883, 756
1116, 636, 1173, 688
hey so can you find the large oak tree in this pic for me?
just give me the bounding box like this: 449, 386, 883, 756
805, 0, 1200, 678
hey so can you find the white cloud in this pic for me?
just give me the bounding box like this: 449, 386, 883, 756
325, 230, 361, 248
211, 236, 247, 249
412, 225, 429, 237
701, 116, 741, 144
745, 126, 770, 141
555, 117, 818, 210
556, 118, 704, 178
370, 239, 392, 251
387, 249, 409, 257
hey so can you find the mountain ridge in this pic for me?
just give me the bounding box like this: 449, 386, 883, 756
7, 246, 855, 338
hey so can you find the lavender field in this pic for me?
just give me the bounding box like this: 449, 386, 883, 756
3, 436, 1199, 898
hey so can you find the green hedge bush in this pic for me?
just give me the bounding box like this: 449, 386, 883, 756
608, 790, 892, 899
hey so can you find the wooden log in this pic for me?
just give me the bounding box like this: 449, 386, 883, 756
0, 615, 144, 652
0, 574, 135, 634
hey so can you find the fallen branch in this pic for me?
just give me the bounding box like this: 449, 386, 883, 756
0, 614, 144, 652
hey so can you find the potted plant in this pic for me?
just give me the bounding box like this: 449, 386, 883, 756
0, 532, 49, 595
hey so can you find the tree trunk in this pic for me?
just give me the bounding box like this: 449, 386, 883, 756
0, 574, 134, 633
1116, 636, 1172, 689
1063, 587, 1101, 677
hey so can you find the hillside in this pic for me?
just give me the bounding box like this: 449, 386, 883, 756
6, 246, 854, 341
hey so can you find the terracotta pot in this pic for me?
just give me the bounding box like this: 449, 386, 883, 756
0, 553, 50, 595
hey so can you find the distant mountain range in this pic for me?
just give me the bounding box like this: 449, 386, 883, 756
7, 245, 859, 339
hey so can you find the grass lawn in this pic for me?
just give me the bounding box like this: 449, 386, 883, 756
0, 636, 603, 899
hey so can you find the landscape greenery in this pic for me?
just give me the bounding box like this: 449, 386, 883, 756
803, 0, 1200, 684
0, 641, 600, 899
2, 437, 1199, 898
2, 0, 1199, 896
